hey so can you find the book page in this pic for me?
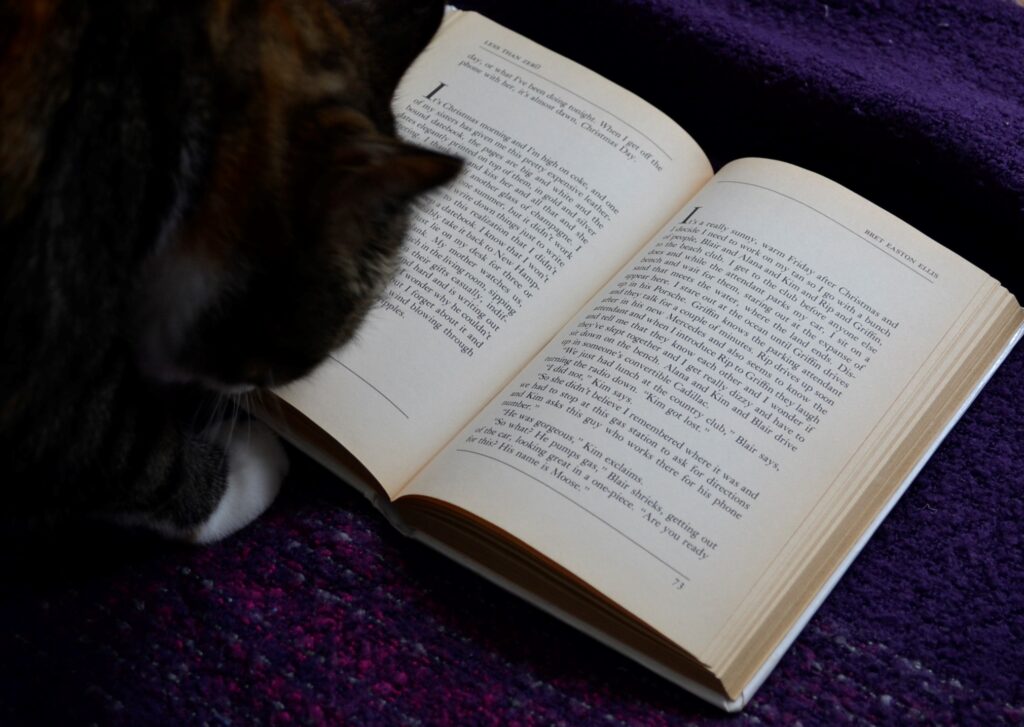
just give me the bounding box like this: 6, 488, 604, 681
402, 158, 997, 660
277, 12, 711, 494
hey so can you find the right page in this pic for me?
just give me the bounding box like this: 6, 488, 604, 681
401, 158, 1021, 680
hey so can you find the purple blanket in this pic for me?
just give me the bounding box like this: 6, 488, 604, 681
3, 1, 1022, 724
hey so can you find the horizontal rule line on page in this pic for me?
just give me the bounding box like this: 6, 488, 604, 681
478, 46, 673, 161
715, 179, 934, 283
328, 356, 410, 419
455, 447, 690, 581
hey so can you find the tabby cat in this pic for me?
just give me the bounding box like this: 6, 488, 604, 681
0, 0, 461, 541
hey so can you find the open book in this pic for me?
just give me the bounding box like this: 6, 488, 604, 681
264, 10, 1024, 711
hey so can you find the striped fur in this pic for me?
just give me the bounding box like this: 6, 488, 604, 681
0, 0, 461, 540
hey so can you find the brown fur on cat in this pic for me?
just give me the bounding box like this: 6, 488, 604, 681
0, 0, 460, 541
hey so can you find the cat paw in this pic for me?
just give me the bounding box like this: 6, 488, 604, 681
192, 420, 289, 543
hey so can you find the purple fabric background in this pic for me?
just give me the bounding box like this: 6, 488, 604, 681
3, 1, 1022, 724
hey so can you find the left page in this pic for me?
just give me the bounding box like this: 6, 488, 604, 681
277, 11, 712, 494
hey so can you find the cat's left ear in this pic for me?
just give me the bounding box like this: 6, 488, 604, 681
340, 140, 463, 201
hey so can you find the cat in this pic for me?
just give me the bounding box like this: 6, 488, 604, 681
0, 0, 461, 542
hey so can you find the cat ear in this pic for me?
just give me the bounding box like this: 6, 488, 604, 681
339, 140, 463, 201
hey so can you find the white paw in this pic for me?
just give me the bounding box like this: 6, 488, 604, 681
193, 419, 289, 543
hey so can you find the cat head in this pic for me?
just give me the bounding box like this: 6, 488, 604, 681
137, 0, 461, 391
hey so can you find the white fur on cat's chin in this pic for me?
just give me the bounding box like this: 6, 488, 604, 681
191, 419, 288, 544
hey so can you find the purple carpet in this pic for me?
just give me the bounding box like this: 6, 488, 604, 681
3, 1, 1023, 724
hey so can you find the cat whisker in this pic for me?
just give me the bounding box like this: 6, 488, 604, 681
263, 377, 296, 442
197, 391, 217, 436
210, 391, 228, 432
243, 391, 256, 440
225, 393, 241, 450
236, 393, 251, 444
